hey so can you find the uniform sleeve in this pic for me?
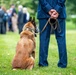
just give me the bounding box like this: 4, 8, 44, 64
54, 0, 66, 14
39, 0, 53, 13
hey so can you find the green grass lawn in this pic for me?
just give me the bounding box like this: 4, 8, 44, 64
66, 21, 76, 30
0, 30, 76, 75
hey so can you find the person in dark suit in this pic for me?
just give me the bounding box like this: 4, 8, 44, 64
11, 4, 17, 17
23, 7, 28, 25
0, 6, 5, 34
2, 6, 8, 34
11, 4, 17, 32
37, 0, 67, 68
17, 5, 24, 34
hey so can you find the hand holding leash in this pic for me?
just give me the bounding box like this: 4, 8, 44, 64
49, 9, 59, 19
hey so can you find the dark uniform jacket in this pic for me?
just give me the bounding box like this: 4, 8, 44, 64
0, 9, 4, 23
37, 0, 66, 19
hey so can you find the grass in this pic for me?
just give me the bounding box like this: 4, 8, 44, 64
0, 30, 76, 75
66, 21, 76, 30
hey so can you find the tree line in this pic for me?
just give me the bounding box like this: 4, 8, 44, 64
0, 0, 76, 16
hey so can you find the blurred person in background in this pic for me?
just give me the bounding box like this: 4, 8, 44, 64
23, 7, 28, 25
11, 4, 18, 32
23, 7, 30, 22
7, 9, 13, 32
2, 6, 9, 34
11, 4, 17, 17
0, 6, 5, 34
17, 5, 24, 34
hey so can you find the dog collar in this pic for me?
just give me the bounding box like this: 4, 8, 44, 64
24, 27, 35, 33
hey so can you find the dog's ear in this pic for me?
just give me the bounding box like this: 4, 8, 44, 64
29, 16, 35, 25
29, 17, 32, 22
30, 17, 35, 25
31, 17, 38, 36
32, 17, 35, 22
29, 17, 35, 24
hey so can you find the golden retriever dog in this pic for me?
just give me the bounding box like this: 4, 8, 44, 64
12, 17, 37, 70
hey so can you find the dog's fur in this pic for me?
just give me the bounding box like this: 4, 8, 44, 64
12, 18, 36, 70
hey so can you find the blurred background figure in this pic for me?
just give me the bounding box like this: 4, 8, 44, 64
2, 6, 9, 34
7, 9, 13, 32
11, 4, 17, 17
23, 7, 27, 25
17, 5, 24, 34
23, 7, 30, 22
11, 4, 18, 32
0, 6, 5, 34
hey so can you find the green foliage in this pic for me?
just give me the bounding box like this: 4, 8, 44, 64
0, 0, 76, 15
23, 0, 38, 15
66, 0, 76, 14
0, 31, 76, 75
0, 0, 38, 16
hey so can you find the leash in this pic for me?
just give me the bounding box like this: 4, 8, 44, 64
40, 17, 61, 34
40, 18, 50, 33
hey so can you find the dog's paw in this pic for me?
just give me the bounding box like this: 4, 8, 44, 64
13, 68, 17, 70
31, 56, 34, 60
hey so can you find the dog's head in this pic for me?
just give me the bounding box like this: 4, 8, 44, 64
22, 17, 37, 37
21, 17, 36, 36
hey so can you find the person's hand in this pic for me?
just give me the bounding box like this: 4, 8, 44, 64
49, 9, 59, 19
49, 10, 52, 16
49, 9, 56, 16
51, 9, 59, 19
51, 11, 59, 19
